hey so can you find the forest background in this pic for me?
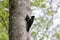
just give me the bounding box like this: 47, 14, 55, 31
0, 0, 60, 40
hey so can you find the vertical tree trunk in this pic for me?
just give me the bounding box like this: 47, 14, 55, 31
9, 0, 30, 40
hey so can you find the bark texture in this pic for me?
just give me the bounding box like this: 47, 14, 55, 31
9, 0, 30, 40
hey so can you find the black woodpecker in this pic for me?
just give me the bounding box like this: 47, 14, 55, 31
25, 15, 35, 32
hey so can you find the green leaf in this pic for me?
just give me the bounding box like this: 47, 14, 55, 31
41, 4, 46, 8
31, 32, 38, 37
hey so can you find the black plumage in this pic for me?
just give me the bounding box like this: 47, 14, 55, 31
25, 15, 35, 32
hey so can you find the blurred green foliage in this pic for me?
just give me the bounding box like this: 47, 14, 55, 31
0, 0, 9, 40
31, 0, 46, 8
31, 0, 60, 40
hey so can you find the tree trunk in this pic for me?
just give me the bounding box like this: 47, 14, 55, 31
9, 0, 31, 40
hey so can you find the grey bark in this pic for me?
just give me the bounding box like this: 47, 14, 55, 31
9, 0, 31, 40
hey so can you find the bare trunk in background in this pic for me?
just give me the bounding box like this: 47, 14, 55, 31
9, 0, 31, 40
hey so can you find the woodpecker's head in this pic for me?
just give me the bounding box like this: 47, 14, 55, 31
31, 16, 35, 19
